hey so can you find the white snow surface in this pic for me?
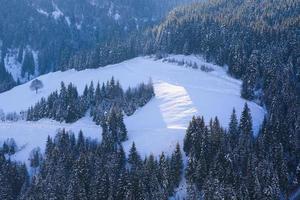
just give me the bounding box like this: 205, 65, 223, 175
114, 13, 121, 21
0, 55, 265, 164
4, 47, 39, 82
4, 48, 22, 81
65, 16, 71, 26
52, 3, 64, 20
37, 9, 49, 16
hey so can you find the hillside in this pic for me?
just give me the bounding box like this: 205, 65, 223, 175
0, 0, 299, 199
143, 1, 300, 196
0, 0, 197, 93
0, 55, 265, 164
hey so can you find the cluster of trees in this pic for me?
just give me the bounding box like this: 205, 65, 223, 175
1, 138, 18, 156
184, 104, 300, 199
0, 61, 15, 93
146, 0, 300, 195
18, 128, 183, 199
147, 0, 299, 103
0, 146, 28, 200
27, 77, 154, 123
162, 57, 213, 72
0, 109, 26, 122
21, 50, 35, 79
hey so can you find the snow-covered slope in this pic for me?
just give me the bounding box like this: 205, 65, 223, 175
0, 55, 265, 163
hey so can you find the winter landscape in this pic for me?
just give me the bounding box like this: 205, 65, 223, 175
0, 55, 265, 164
0, 0, 299, 199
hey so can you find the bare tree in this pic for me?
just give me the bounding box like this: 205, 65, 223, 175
30, 79, 44, 94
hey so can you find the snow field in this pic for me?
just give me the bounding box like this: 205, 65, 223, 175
0, 55, 265, 164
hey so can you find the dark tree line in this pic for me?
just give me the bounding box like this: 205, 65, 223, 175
27, 77, 154, 124
184, 104, 298, 199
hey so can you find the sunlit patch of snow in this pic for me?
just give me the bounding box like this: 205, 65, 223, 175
65, 16, 71, 26
114, 13, 121, 21
37, 9, 49, 16
89, 0, 97, 6
76, 22, 82, 30
154, 81, 197, 129
52, 3, 63, 20
108, 3, 120, 21
108, 3, 114, 16
31, 49, 39, 77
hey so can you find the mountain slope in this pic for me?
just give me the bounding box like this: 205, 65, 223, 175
0, 0, 198, 93
0, 55, 265, 163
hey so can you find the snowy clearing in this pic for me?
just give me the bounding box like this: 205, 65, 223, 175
0, 55, 265, 163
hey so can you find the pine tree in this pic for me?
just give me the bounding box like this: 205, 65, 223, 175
56, 82, 68, 122
184, 116, 197, 155
186, 156, 197, 184
77, 130, 86, 153
95, 82, 102, 105
186, 182, 200, 200
90, 172, 109, 200
88, 81, 95, 106
228, 108, 239, 149
21, 51, 35, 79
128, 142, 142, 171
158, 152, 170, 198
195, 153, 207, 190
170, 143, 183, 189
273, 143, 288, 196
66, 154, 89, 200
0, 161, 14, 200
238, 103, 254, 173
115, 171, 128, 200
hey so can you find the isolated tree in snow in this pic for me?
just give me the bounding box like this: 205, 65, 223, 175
30, 79, 43, 94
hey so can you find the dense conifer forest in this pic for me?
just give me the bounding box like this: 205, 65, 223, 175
143, 0, 300, 197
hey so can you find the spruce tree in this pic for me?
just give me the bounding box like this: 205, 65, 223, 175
128, 142, 142, 171
170, 143, 183, 188
228, 108, 239, 149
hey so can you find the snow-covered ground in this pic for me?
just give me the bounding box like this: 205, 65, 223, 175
0, 55, 265, 164
4, 47, 39, 83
